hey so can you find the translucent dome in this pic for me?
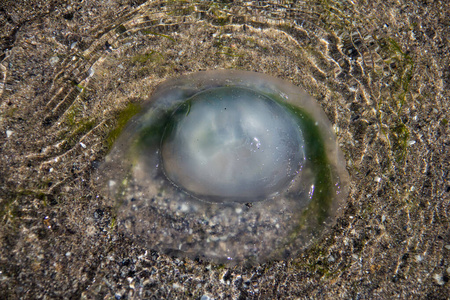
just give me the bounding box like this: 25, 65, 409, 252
161, 86, 305, 202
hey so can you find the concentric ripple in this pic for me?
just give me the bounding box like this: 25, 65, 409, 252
1, 1, 408, 262
1, 0, 443, 276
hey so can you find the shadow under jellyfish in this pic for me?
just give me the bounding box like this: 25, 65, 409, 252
97, 70, 349, 265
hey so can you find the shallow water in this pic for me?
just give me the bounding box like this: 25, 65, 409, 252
0, 0, 448, 298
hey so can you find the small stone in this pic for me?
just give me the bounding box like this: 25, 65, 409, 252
49, 56, 60, 66
433, 273, 444, 285
6, 130, 13, 138
172, 283, 182, 290
179, 203, 189, 212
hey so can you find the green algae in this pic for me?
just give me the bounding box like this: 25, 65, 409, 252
106, 102, 142, 149
131, 50, 164, 64
390, 122, 410, 162
141, 30, 176, 42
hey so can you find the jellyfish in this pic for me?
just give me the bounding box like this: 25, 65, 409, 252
97, 70, 349, 265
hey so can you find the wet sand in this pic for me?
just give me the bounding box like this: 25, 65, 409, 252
0, 0, 448, 298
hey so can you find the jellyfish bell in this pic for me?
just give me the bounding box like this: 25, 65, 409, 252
161, 86, 306, 203
97, 70, 349, 265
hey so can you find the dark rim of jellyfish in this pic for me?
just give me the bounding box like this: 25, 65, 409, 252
103, 70, 348, 264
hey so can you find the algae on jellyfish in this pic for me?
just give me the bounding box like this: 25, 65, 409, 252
97, 70, 349, 265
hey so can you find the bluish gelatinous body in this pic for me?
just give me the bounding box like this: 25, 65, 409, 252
98, 70, 348, 265
161, 87, 305, 202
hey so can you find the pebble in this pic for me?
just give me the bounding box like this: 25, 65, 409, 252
49, 56, 60, 66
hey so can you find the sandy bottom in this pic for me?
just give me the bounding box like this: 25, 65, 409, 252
0, 0, 448, 298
